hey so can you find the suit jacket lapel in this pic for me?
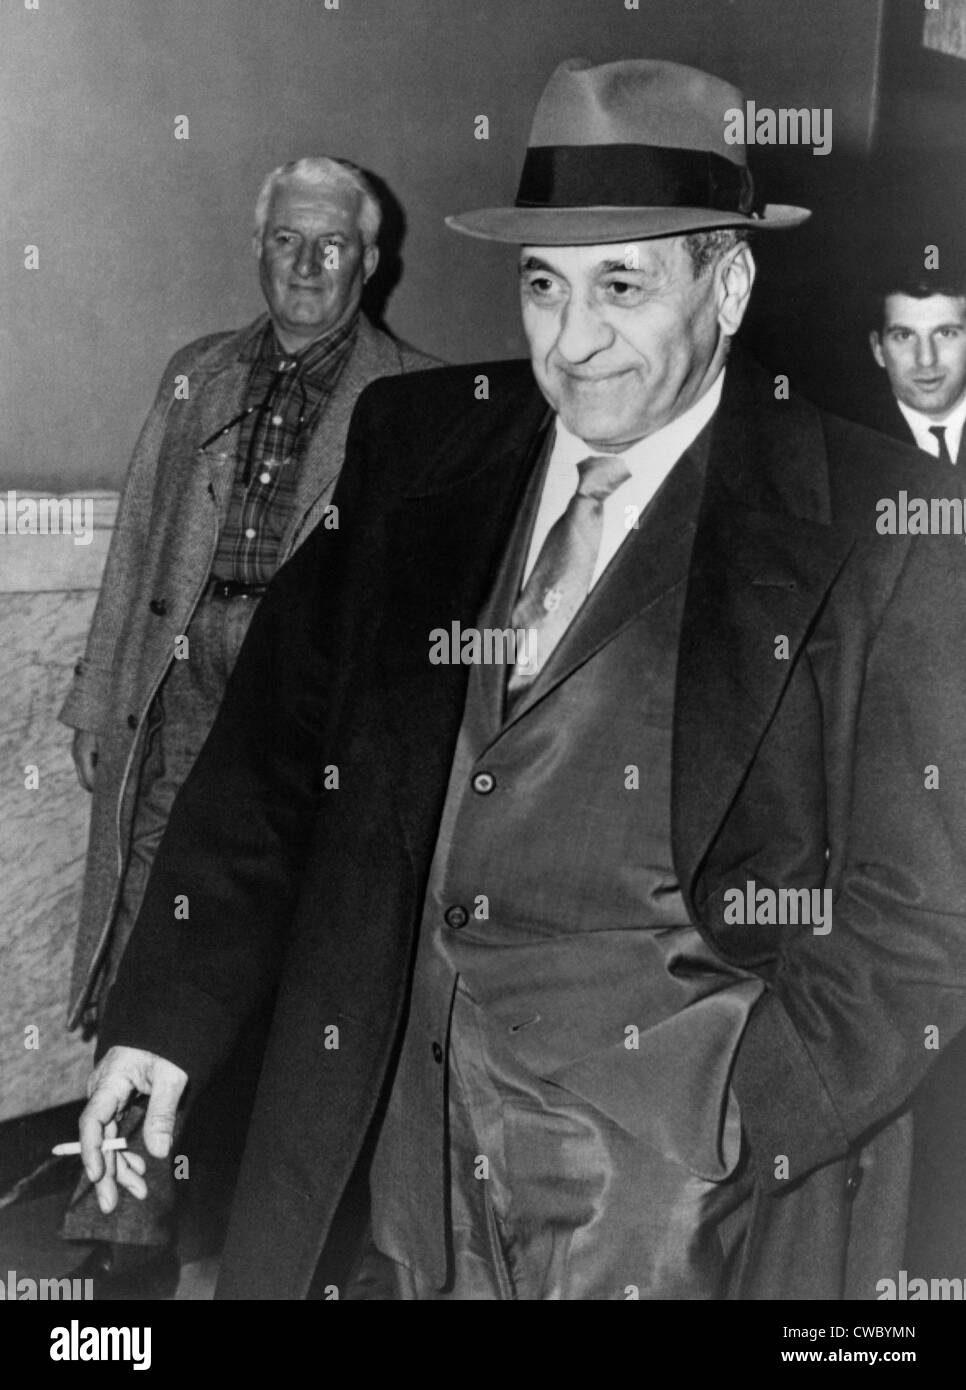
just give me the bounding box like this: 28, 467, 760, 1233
377, 381, 552, 864
493, 426, 710, 733
184, 316, 267, 510
890, 397, 918, 451
474, 425, 556, 732
672, 353, 854, 907
876, 395, 919, 453
863, 391, 919, 453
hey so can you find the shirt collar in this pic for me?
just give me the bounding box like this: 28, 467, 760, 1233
896, 390, 966, 452
551, 368, 725, 472
240, 314, 359, 378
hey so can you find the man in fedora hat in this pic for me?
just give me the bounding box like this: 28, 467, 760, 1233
78, 58, 966, 1300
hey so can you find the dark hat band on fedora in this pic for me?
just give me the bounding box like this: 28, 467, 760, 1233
447, 56, 810, 244
515, 143, 764, 218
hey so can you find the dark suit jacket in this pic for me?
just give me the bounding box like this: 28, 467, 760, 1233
855, 390, 965, 470
101, 351, 966, 1299
859, 392, 919, 451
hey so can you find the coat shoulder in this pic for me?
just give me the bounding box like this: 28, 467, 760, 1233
336, 359, 544, 508
352, 358, 537, 433
396, 341, 446, 373
156, 330, 244, 386
160, 317, 269, 381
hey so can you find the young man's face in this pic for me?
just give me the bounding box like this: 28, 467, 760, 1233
871, 293, 966, 420
519, 234, 753, 450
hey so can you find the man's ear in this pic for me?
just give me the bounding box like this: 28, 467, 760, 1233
716, 243, 756, 338
252, 232, 263, 260
869, 330, 886, 369
363, 243, 380, 283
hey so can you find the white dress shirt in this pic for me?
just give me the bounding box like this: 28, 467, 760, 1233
896, 391, 966, 464
523, 370, 725, 589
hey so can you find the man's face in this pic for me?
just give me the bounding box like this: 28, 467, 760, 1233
519, 235, 751, 449
871, 293, 966, 420
257, 179, 378, 352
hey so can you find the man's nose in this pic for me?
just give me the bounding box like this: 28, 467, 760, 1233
915, 335, 938, 368
554, 296, 614, 362
294, 240, 322, 278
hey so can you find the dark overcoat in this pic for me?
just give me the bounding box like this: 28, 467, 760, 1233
59, 314, 435, 1027
101, 353, 966, 1298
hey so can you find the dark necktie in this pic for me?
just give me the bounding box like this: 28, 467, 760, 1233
506, 453, 632, 710
929, 425, 954, 466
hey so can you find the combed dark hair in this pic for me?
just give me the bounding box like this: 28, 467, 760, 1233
869, 263, 966, 331
682, 228, 752, 278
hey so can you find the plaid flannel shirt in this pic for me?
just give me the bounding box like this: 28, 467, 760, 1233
211, 316, 358, 584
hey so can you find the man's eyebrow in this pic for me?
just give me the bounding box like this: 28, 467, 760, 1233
269, 225, 348, 238
519, 255, 652, 275
885, 321, 964, 333
597, 257, 646, 274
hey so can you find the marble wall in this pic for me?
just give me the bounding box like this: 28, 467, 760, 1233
0, 493, 118, 1122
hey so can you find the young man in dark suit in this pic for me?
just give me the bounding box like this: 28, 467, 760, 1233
77, 59, 966, 1299
867, 263, 966, 465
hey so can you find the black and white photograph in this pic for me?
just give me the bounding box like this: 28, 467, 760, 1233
2, 0, 966, 1356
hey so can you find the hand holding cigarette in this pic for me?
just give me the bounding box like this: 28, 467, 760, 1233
77, 1046, 189, 1213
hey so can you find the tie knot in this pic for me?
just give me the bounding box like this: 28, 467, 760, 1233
575, 453, 632, 500
929, 426, 947, 442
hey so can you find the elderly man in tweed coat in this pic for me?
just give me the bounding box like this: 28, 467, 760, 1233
58, 154, 435, 1294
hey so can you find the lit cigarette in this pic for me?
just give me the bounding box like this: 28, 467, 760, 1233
51, 1138, 129, 1157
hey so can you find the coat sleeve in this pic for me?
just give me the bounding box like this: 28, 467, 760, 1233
96, 387, 385, 1087
58, 341, 212, 734
732, 528, 966, 1190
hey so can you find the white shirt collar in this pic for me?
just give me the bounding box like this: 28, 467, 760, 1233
524, 369, 725, 589
896, 390, 966, 464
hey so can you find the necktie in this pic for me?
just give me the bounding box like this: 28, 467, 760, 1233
929, 425, 954, 465
506, 453, 631, 710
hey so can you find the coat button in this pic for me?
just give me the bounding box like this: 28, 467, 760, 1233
444, 905, 469, 930
431, 1042, 443, 1064
472, 771, 495, 794
149, 598, 167, 616
127, 714, 138, 730
846, 1166, 863, 1198
73, 662, 83, 677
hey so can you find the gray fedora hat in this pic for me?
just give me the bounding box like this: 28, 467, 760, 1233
447, 57, 811, 245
